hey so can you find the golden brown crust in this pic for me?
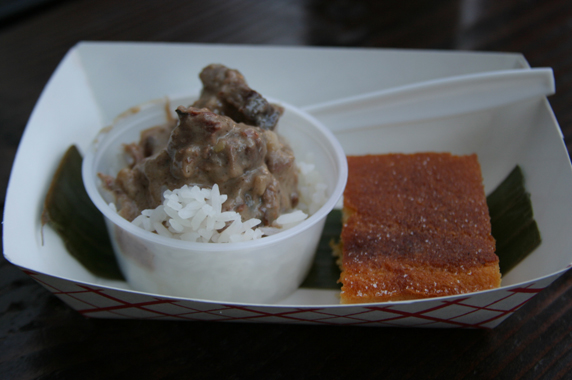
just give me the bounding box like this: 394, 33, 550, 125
339, 153, 500, 304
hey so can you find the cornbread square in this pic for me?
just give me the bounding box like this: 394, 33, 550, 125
339, 153, 501, 304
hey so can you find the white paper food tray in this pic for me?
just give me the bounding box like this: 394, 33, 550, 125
4, 42, 571, 328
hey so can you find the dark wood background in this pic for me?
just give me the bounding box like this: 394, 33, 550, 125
2, 0, 572, 378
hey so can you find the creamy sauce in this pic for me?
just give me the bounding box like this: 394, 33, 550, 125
100, 64, 299, 226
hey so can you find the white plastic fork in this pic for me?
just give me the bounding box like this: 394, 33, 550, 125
302, 68, 555, 132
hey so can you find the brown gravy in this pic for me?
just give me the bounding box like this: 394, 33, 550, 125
100, 64, 299, 226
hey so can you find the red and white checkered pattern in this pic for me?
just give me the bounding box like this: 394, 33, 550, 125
22, 268, 559, 328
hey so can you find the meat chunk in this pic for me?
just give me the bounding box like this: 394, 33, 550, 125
192, 64, 283, 130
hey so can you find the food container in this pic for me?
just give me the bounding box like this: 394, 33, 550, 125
4, 42, 572, 328
82, 96, 347, 303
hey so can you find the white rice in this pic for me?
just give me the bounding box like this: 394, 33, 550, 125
122, 158, 327, 243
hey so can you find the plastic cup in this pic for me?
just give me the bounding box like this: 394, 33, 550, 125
82, 97, 347, 304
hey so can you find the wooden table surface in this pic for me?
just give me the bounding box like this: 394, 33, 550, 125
2, 0, 572, 378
